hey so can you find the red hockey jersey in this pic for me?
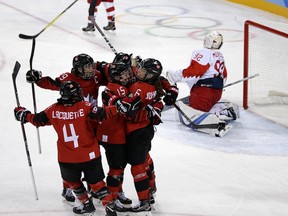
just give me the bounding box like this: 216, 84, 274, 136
26, 101, 117, 163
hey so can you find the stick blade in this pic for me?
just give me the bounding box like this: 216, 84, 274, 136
12, 61, 21, 81
19, 33, 34, 39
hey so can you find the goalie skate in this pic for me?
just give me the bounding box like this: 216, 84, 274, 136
215, 123, 233, 137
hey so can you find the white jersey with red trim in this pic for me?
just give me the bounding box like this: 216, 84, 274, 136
167, 48, 227, 90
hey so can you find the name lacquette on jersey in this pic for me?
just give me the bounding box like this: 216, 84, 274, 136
52, 109, 85, 120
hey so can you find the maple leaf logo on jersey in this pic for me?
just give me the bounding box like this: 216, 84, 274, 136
84, 93, 97, 106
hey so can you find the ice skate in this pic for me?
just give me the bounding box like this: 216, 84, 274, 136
105, 201, 117, 216
113, 199, 132, 213
103, 19, 116, 31
73, 197, 96, 216
215, 121, 233, 137
82, 23, 95, 32
62, 187, 75, 206
130, 200, 152, 216
118, 192, 132, 206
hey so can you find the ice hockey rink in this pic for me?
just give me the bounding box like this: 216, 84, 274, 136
0, 0, 288, 215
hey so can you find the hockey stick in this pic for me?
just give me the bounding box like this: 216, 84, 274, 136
18, 1, 79, 153
19, 0, 79, 39
29, 39, 42, 154
20, 37, 43, 154
146, 104, 163, 123
163, 73, 260, 112
173, 103, 219, 129
12, 61, 39, 200
223, 73, 259, 88
89, 16, 118, 55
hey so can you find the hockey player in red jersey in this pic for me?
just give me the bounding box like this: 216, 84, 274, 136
14, 81, 141, 216
26, 53, 107, 107
125, 58, 165, 213
166, 31, 239, 137
82, 0, 116, 32
97, 56, 135, 210
26, 53, 109, 202
101, 53, 179, 213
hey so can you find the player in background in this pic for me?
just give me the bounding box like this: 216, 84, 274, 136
166, 31, 239, 137
82, 0, 116, 32
26, 53, 108, 203
13, 81, 141, 216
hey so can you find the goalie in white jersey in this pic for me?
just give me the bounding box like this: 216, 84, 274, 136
166, 31, 239, 137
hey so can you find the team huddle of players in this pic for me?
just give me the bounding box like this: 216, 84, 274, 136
14, 31, 240, 216
14, 51, 178, 216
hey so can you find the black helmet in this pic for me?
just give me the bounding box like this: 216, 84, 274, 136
136, 58, 162, 82
58, 81, 84, 106
72, 54, 94, 80
109, 52, 133, 86
113, 52, 132, 65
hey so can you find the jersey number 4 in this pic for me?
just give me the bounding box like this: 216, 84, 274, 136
63, 124, 79, 148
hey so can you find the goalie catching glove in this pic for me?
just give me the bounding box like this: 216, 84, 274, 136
14, 106, 31, 123
116, 95, 142, 118
26, 69, 42, 83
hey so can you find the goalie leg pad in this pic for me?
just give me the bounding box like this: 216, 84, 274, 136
176, 101, 221, 135
210, 102, 240, 120
176, 101, 233, 137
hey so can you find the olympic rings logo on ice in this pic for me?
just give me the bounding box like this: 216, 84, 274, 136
117, 5, 243, 42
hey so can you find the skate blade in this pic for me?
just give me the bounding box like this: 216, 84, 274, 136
62, 199, 74, 207
117, 212, 131, 216
128, 211, 152, 216
73, 211, 96, 216
216, 125, 233, 137
91, 197, 101, 204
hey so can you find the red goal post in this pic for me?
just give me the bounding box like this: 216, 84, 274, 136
243, 20, 288, 109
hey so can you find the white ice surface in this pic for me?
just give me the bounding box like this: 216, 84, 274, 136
0, 0, 288, 215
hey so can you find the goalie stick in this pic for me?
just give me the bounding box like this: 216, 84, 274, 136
173, 103, 219, 129
163, 73, 260, 112
12, 61, 39, 200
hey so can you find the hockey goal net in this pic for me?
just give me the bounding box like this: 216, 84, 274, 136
243, 20, 288, 126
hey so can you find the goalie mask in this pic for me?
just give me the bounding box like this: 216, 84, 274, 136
136, 58, 162, 83
203, 31, 223, 49
59, 81, 84, 106
72, 54, 95, 80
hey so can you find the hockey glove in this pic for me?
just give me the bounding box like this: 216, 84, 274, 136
146, 101, 163, 125
26, 69, 42, 83
14, 106, 31, 123
163, 86, 179, 105
89, 106, 107, 122
116, 95, 142, 118
102, 90, 119, 106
